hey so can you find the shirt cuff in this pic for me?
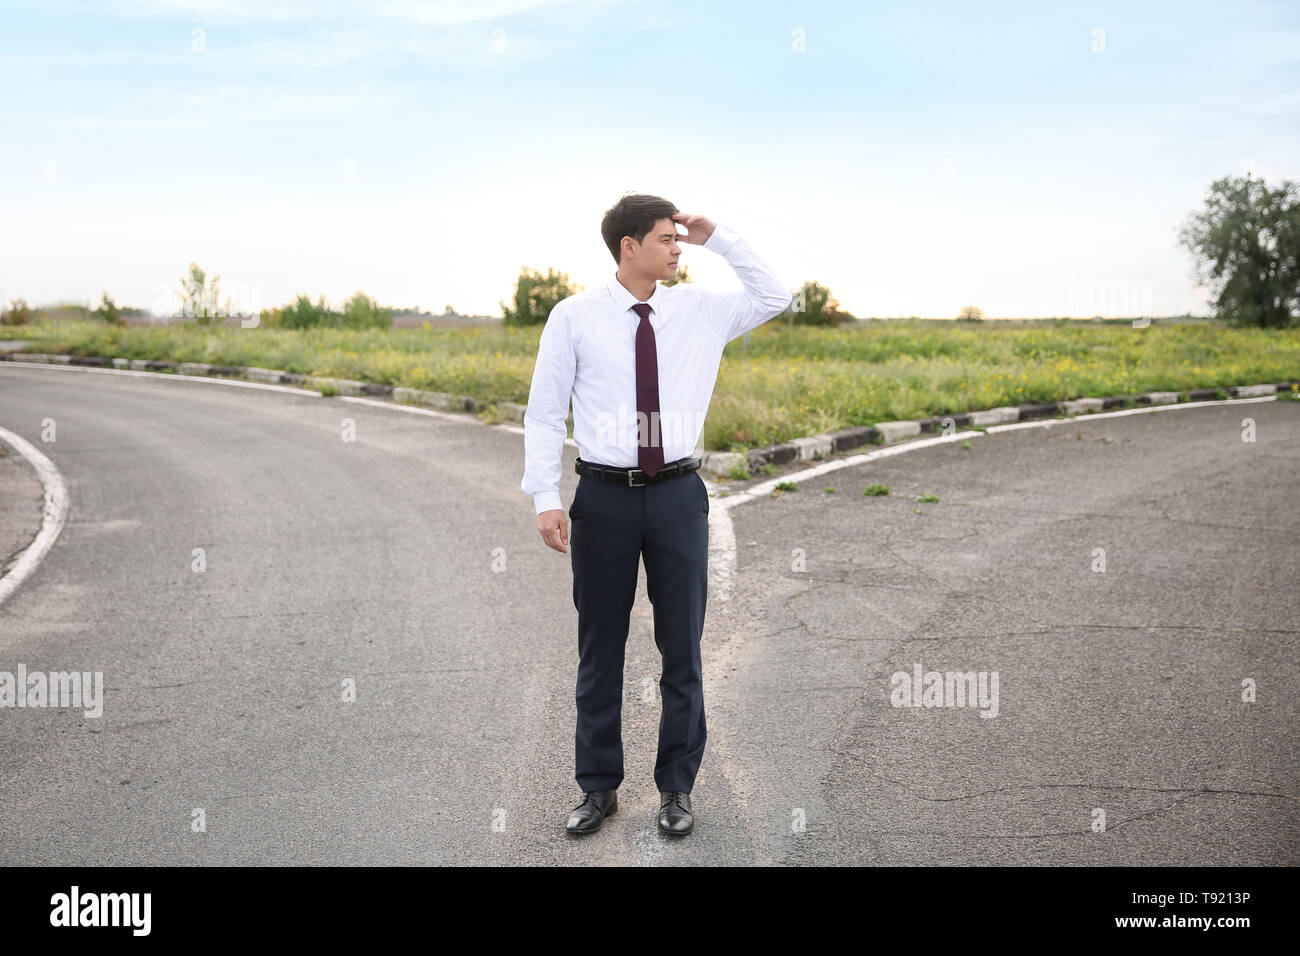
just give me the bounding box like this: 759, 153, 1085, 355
703, 221, 739, 256
533, 490, 563, 515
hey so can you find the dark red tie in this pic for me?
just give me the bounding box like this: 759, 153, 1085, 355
631, 302, 664, 477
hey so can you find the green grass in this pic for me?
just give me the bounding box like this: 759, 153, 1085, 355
10, 317, 1299, 453
10, 320, 540, 404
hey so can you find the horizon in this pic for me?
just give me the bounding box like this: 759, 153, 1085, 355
13, 299, 1219, 324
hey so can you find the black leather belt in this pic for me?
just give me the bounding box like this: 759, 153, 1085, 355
575, 456, 701, 487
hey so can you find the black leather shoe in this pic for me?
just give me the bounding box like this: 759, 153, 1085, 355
658, 791, 693, 835
565, 789, 617, 834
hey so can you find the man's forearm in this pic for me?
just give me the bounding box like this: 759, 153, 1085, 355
522, 413, 566, 515
702, 222, 793, 340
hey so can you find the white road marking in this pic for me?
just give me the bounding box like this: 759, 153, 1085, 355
0, 360, 321, 397
982, 394, 1277, 433
0, 425, 70, 609
338, 394, 480, 424
337, 396, 578, 449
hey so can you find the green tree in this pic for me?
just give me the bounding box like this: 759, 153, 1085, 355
93, 292, 125, 326
957, 305, 985, 321
1177, 173, 1299, 328
340, 291, 392, 329
501, 267, 580, 327
790, 280, 842, 326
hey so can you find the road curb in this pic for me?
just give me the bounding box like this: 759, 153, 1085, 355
0, 351, 507, 417
700, 379, 1300, 478
3, 347, 1295, 478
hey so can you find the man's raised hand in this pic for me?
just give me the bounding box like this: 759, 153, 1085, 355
671, 212, 716, 245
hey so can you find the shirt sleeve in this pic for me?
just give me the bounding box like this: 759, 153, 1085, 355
698, 221, 794, 343
520, 301, 576, 515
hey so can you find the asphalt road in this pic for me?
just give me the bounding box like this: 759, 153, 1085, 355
1, 364, 1295, 865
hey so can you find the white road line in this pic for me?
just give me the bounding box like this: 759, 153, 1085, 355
982, 394, 1277, 433
336, 396, 581, 448
0, 360, 321, 397
338, 394, 480, 424
0, 425, 70, 609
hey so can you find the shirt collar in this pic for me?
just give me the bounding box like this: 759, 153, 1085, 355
606, 272, 665, 318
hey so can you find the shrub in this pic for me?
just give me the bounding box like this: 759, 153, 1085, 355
791, 280, 843, 327
0, 298, 33, 326
340, 291, 392, 330
280, 294, 338, 329
93, 292, 125, 326
501, 267, 581, 327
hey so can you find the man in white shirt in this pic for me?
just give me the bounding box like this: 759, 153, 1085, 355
520, 193, 792, 836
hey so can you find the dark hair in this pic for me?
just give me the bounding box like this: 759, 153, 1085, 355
601, 193, 679, 265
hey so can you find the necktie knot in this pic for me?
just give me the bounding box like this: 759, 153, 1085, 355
632, 302, 651, 320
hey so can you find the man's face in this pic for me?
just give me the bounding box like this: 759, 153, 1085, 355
627, 217, 683, 280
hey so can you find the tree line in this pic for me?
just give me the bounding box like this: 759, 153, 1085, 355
4, 174, 1295, 329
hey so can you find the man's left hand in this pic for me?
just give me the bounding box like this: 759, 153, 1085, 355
671, 212, 716, 245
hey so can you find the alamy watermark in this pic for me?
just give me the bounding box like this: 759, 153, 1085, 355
50, 886, 150, 935
0, 665, 104, 718
889, 663, 999, 717
593, 405, 708, 452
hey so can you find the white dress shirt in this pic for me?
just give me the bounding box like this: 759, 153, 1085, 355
521, 221, 792, 515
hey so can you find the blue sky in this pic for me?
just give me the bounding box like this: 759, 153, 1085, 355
2, 0, 1297, 318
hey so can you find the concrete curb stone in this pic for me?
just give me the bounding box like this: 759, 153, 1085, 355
2, 349, 1296, 481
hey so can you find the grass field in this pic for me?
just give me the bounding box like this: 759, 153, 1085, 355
6, 316, 1299, 452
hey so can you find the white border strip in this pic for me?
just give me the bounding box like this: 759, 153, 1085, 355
337, 396, 577, 448
0, 360, 321, 397
983, 394, 1277, 433
0, 425, 70, 608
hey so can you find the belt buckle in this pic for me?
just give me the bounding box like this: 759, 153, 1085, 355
627, 469, 646, 487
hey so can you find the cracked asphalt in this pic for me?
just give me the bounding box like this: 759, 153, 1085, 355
709, 401, 1299, 864
0, 364, 1296, 865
